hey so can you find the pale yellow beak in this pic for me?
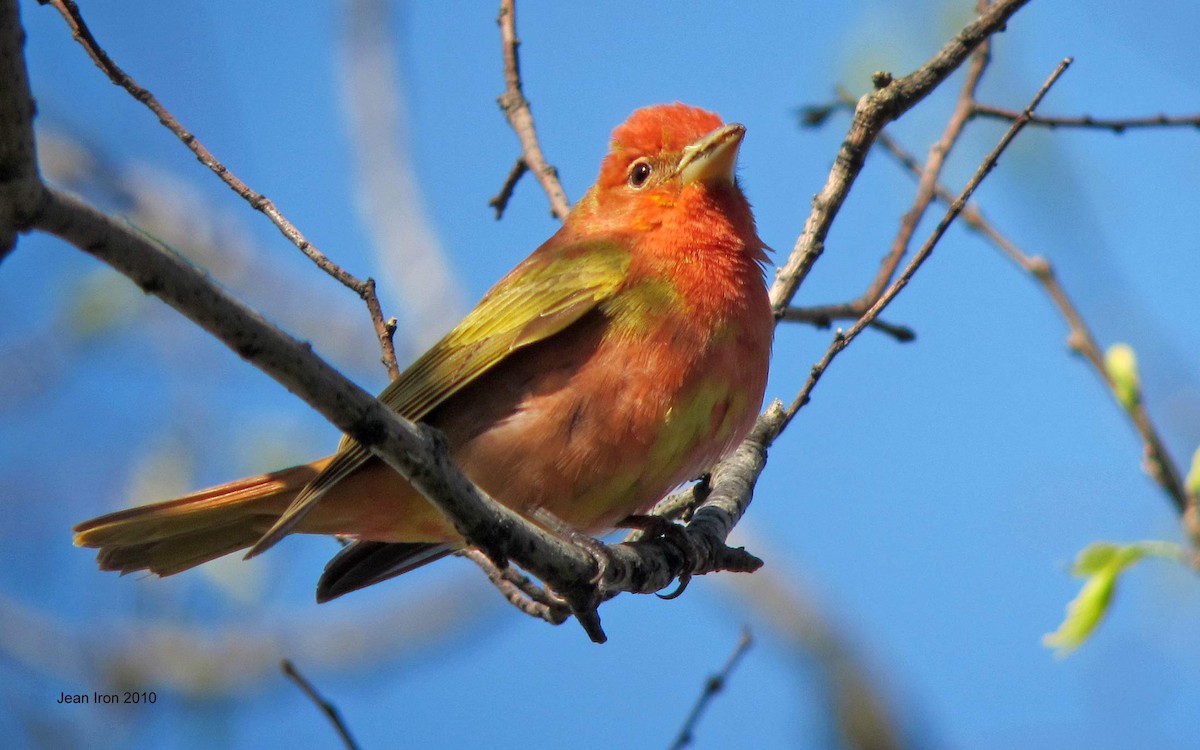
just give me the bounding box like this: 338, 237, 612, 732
678, 123, 745, 185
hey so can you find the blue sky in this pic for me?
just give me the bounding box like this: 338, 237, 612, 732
3, 1, 1199, 748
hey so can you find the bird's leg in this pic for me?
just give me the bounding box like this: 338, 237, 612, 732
458, 548, 571, 625
528, 507, 616, 587
526, 508, 621, 643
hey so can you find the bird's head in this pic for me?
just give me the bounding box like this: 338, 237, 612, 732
571, 103, 754, 238
599, 103, 744, 192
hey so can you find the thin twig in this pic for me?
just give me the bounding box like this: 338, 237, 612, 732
488, 156, 529, 219
43, 0, 400, 378
867, 32, 991, 306
781, 306, 915, 342
783, 59, 1073, 432
972, 104, 1200, 132
781, 24, 991, 343
874, 130, 1191, 519
767, 0, 1032, 318
668, 627, 754, 750
281, 660, 361, 750
494, 0, 570, 221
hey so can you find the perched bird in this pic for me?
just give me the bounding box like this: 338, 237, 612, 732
74, 103, 773, 602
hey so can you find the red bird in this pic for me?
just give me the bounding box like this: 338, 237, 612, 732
74, 103, 773, 602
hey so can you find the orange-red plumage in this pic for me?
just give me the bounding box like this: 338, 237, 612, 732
73, 103, 773, 600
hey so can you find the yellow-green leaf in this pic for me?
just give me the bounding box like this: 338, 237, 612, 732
1104, 343, 1140, 411
1043, 540, 1184, 656
1185, 446, 1200, 498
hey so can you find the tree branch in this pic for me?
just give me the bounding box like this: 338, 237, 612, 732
782, 58, 1073, 431
42, 0, 401, 377
780, 305, 916, 342
488, 155, 529, 219
493, 0, 570, 221
780, 31, 991, 348
0, 0, 41, 263
972, 104, 1200, 132
16, 176, 773, 642
282, 660, 361, 750
862, 29, 991, 312
668, 627, 754, 750
768, 0, 1031, 318
875, 128, 1192, 523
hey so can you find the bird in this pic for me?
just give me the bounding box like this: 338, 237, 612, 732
73, 103, 774, 603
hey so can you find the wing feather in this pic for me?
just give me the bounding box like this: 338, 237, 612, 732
245, 240, 631, 556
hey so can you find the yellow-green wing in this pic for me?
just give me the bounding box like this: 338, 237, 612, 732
245, 240, 631, 557
374, 241, 630, 423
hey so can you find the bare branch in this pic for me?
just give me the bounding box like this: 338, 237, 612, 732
768, 0, 1031, 316
488, 156, 529, 219
862, 36, 991, 310
783, 59, 1074, 431
972, 104, 1200, 132
494, 0, 571, 221
782, 27, 988, 340
0, 0, 41, 262
786, 4, 993, 322
668, 627, 754, 750
282, 660, 362, 750
876, 127, 1192, 522
781, 305, 916, 342
42, 0, 400, 377
775, 27, 993, 350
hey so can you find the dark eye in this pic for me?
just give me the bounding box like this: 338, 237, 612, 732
627, 160, 652, 188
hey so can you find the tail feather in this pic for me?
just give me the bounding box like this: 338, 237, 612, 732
95, 521, 266, 576
74, 463, 320, 577
316, 541, 452, 603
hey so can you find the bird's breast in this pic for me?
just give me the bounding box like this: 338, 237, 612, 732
437, 285, 771, 533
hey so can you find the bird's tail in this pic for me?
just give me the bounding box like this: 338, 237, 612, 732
316, 540, 453, 602
73, 461, 326, 577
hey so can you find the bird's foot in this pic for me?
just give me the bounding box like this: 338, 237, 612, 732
617, 514, 700, 600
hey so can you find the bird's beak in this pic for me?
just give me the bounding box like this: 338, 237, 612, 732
678, 123, 745, 185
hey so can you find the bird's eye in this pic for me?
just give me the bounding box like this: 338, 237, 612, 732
627, 160, 653, 189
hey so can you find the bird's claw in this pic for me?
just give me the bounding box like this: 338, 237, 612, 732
617, 513, 700, 600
